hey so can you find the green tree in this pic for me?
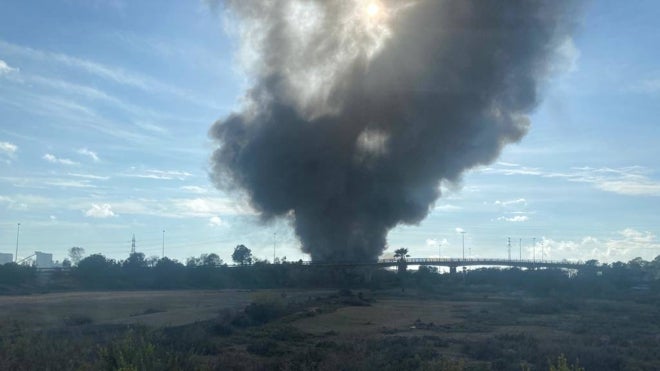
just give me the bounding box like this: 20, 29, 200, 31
394, 248, 409, 261
154, 257, 185, 288
232, 245, 253, 265
203, 253, 223, 267
123, 252, 147, 269
75, 254, 120, 288
68, 246, 85, 266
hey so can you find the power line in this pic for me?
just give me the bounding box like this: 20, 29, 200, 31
15, 222, 20, 263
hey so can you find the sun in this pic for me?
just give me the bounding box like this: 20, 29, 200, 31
367, 2, 381, 17
361, 1, 389, 28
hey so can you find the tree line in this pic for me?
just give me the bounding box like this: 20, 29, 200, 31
1, 245, 660, 295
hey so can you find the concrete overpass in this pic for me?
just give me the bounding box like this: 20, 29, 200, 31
299, 257, 585, 273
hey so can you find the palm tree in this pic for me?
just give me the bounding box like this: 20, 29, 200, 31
394, 248, 409, 261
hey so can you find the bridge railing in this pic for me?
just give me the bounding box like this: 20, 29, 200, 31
376, 257, 582, 265
294, 257, 583, 266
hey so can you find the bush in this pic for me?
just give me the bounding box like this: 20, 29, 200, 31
246, 339, 280, 356
244, 301, 285, 325
63, 314, 93, 326
548, 354, 584, 371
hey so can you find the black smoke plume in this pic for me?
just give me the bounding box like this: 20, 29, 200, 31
210, 0, 578, 262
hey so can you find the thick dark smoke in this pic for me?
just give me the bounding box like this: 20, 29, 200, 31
210, 0, 578, 262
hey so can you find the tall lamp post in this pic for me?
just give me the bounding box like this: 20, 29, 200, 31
461, 231, 466, 260
162, 229, 165, 258
15, 222, 20, 263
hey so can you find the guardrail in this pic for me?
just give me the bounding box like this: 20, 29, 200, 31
293, 257, 584, 267
30, 258, 585, 270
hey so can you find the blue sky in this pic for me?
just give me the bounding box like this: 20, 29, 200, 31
1, 0, 659, 264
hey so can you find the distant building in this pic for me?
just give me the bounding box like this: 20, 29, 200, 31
0, 253, 12, 265
35, 251, 55, 268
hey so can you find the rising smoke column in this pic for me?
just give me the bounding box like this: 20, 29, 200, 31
210, 0, 578, 262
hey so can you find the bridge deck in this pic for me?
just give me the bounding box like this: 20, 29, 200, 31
33, 257, 585, 272
299, 257, 584, 269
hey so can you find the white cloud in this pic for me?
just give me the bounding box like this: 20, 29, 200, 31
208, 216, 227, 227
0, 59, 18, 75
135, 121, 169, 135
426, 238, 450, 257
12, 74, 198, 136
482, 164, 542, 176
455, 227, 464, 234
173, 197, 252, 217
125, 169, 193, 180
68, 173, 109, 180
77, 148, 100, 162
100, 196, 253, 219
483, 163, 660, 197
426, 238, 449, 247
85, 203, 116, 218
496, 161, 520, 167
494, 198, 527, 207
43, 153, 78, 166
0, 40, 220, 109
180, 185, 208, 194
45, 179, 95, 188
0, 194, 51, 210
434, 204, 461, 212
553, 36, 580, 74
497, 215, 529, 222
629, 78, 660, 94
0, 141, 17, 161
539, 228, 660, 263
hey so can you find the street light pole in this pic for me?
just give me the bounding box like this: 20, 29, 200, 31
162, 229, 165, 258
15, 222, 20, 263
461, 231, 466, 260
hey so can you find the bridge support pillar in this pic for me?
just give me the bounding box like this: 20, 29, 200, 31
362, 267, 373, 283
397, 261, 407, 274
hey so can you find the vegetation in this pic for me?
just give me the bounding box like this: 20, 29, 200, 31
2, 252, 660, 369
2, 284, 660, 370
232, 244, 253, 266
67, 246, 85, 266
2, 251, 660, 295
394, 247, 410, 261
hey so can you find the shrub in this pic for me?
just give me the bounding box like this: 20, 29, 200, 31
63, 314, 93, 326
548, 354, 584, 371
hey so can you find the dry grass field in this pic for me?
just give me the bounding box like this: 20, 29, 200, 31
1, 287, 659, 369
0, 290, 252, 329
0, 289, 331, 329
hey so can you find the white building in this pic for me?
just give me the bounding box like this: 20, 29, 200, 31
35, 251, 55, 268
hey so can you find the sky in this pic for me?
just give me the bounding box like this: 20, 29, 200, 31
1, 0, 659, 265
